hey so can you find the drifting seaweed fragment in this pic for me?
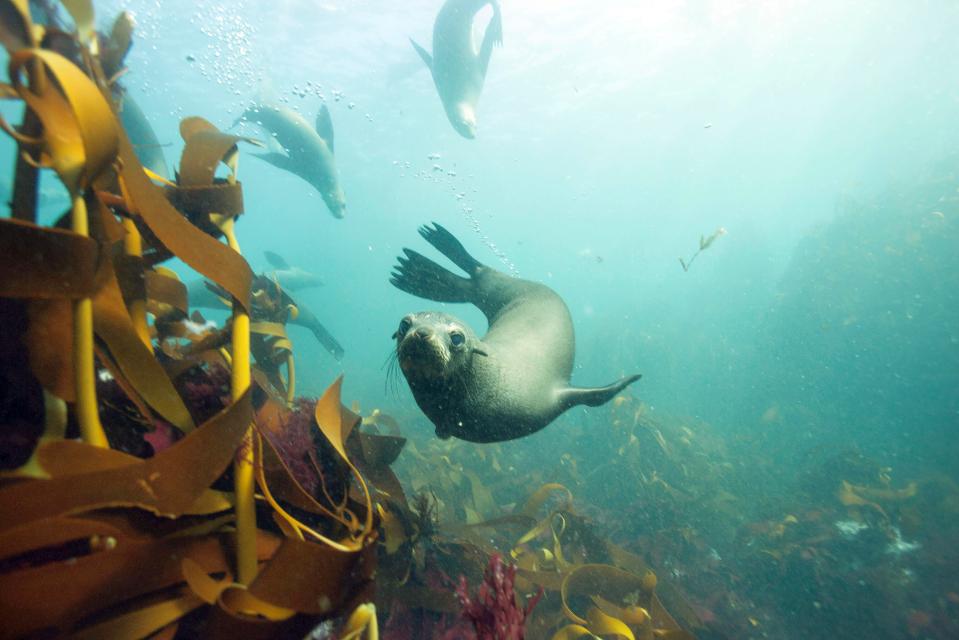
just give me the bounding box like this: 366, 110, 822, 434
679, 227, 726, 272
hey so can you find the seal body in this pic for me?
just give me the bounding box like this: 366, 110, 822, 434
411, 0, 503, 138
391, 223, 641, 443
116, 93, 170, 180
240, 103, 346, 218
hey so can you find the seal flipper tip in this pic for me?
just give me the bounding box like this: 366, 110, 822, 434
559, 374, 642, 409
390, 247, 473, 303
419, 222, 483, 275
489, 2, 504, 47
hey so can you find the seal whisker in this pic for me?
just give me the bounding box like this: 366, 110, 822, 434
382, 350, 399, 398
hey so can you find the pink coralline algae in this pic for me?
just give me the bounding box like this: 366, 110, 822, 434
455, 554, 542, 640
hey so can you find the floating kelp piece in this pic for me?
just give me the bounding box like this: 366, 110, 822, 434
679, 227, 726, 273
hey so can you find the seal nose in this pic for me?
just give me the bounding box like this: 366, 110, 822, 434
414, 327, 431, 339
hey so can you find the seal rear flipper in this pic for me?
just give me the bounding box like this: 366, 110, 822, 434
391, 248, 473, 303
410, 38, 433, 71
292, 303, 345, 361
478, 1, 503, 77
315, 105, 334, 153
419, 222, 483, 275
559, 374, 642, 409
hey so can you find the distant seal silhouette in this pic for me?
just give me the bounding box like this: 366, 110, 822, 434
187, 260, 344, 361
390, 223, 641, 442
263, 250, 324, 290
411, 0, 503, 138
238, 102, 346, 218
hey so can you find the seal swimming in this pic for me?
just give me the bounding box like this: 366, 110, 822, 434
264, 250, 324, 289
390, 223, 641, 443
237, 102, 346, 218
187, 252, 344, 360
411, 0, 503, 138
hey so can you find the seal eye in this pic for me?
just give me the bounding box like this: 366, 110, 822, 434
449, 331, 465, 347
396, 319, 411, 338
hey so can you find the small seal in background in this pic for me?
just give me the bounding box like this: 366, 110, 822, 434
411, 0, 503, 138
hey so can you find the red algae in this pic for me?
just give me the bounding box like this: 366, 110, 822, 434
455, 554, 542, 640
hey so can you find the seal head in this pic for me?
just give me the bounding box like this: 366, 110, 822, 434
448, 103, 477, 139
395, 311, 484, 381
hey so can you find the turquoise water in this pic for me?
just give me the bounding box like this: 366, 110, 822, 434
3, 1, 959, 637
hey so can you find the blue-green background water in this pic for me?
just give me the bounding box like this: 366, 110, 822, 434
2, 1, 958, 637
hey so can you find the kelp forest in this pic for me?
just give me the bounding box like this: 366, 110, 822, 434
0, 2, 695, 638
2, 2, 959, 640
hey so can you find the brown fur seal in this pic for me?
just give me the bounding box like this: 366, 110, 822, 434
411, 0, 503, 138
390, 223, 641, 443
238, 102, 346, 219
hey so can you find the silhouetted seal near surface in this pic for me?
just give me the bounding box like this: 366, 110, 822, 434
411, 0, 503, 138
390, 223, 641, 443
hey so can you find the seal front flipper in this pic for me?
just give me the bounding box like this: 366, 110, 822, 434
558, 374, 642, 409
410, 38, 433, 71
419, 222, 482, 275
391, 248, 473, 303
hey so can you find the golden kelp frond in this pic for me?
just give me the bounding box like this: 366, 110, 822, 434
60, 0, 97, 52
519, 482, 575, 519
0, 390, 252, 530
7, 48, 117, 194
554, 564, 691, 640
339, 602, 380, 640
